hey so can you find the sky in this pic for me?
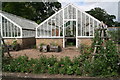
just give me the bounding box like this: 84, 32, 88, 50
58, 0, 120, 21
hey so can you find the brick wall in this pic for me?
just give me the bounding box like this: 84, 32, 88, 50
78, 38, 93, 46
4, 38, 22, 46
36, 38, 63, 48
22, 38, 36, 48
4, 38, 92, 49
4, 38, 36, 49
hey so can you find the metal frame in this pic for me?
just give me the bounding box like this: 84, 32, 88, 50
63, 9, 65, 48
0, 13, 22, 38
0, 13, 36, 38
36, 3, 101, 48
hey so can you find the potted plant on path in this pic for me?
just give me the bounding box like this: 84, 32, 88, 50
49, 42, 61, 52
38, 43, 49, 52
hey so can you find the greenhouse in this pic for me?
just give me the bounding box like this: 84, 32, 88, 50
36, 3, 101, 48
0, 11, 38, 48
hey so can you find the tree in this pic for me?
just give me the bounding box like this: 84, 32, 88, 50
114, 21, 120, 27
86, 7, 116, 27
2, 2, 61, 24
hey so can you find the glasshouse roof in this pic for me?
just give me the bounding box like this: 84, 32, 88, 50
37, 3, 101, 28
0, 11, 38, 30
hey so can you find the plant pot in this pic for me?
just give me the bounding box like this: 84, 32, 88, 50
39, 45, 49, 52
49, 45, 61, 52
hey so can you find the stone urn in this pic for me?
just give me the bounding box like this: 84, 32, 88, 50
38, 45, 49, 52
49, 45, 61, 52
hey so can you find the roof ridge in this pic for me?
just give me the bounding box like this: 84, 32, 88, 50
0, 10, 38, 25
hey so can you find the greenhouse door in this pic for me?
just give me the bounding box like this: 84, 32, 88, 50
63, 20, 77, 48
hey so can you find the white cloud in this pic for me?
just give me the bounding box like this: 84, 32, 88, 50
58, 0, 120, 3
58, 0, 119, 21
75, 2, 98, 11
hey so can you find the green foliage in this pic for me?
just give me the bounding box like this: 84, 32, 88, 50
108, 29, 120, 44
114, 21, 120, 27
91, 31, 104, 53
75, 67, 81, 75
50, 42, 58, 46
33, 45, 37, 49
33, 61, 46, 74
11, 40, 20, 51
39, 43, 46, 47
59, 67, 66, 74
86, 7, 116, 27
47, 56, 58, 66
3, 56, 29, 72
92, 31, 103, 46
11, 40, 17, 46
66, 66, 74, 75
89, 31, 120, 77
48, 62, 59, 74
2, 2, 61, 24
80, 44, 91, 54
67, 42, 74, 46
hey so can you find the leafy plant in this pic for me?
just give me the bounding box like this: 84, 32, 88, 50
80, 44, 91, 54
68, 42, 74, 46
89, 31, 120, 77
66, 65, 74, 75
59, 67, 66, 74
50, 42, 58, 46
11, 39, 20, 51
75, 67, 81, 75
39, 43, 46, 47
108, 29, 120, 44
11, 40, 17, 46
47, 56, 57, 66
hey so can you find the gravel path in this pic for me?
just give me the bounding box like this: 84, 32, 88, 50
5, 47, 81, 59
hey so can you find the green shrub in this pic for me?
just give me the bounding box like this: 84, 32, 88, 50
48, 66, 54, 74
28, 58, 37, 73
33, 62, 42, 73
75, 67, 81, 75
53, 62, 59, 74
11, 40, 17, 46
39, 43, 46, 47
90, 40, 120, 77
59, 67, 66, 74
11, 40, 20, 51
58, 57, 72, 74
66, 65, 74, 75
2, 56, 29, 72
80, 44, 91, 54
47, 56, 57, 66
81, 60, 92, 76
73, 57, 81, 67
48, 62, 59, 74
89, 31, 120, 77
